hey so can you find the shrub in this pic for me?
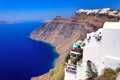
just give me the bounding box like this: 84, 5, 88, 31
103, 68, 117, 80
73, 53, 83, 65
116, 67, 120, 74
65, 53, 70, 63
97, 67, 120, 80
80, 49, 83, 53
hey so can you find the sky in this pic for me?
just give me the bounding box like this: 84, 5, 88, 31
0, 0, 120, 21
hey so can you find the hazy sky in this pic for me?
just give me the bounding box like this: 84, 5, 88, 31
0, 0, 120, 21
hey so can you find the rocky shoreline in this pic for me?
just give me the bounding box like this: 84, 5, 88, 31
31, 73, 49, 80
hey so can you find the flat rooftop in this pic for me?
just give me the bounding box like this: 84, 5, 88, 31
103, 22, 120, 29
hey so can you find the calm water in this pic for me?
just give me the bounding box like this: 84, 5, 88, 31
0, 21, 58, 80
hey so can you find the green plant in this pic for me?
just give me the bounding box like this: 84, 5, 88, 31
80, 49, 83, 53
73, 53, 83, 65
65, 53, 70, 63
116, 67, 120, 74
97, 67, 120, 80
103, 68, 117, 80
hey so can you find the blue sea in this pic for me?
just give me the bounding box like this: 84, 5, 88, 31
0, 21, 58, 80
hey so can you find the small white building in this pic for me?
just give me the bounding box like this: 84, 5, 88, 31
64, 65, 77, 80
70, 49, 81, 59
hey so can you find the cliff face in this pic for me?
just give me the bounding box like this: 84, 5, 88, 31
31, 73, 49, 80
30, 8, 120, 65
30, 16, 87, 64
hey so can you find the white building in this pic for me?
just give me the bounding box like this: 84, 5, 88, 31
77, 27, 103, 80
116, 72, 120, 80
102, 22, 120, 69
64, 65, 77, 80
64, 21, 120, 80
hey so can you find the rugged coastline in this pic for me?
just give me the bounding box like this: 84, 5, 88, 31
30, 8, 120, 80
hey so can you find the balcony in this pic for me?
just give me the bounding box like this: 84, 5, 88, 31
65, 65, 77, 74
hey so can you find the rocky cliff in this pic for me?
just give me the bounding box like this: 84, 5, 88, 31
30, 8, 120, 65
30, 16, 87, 64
